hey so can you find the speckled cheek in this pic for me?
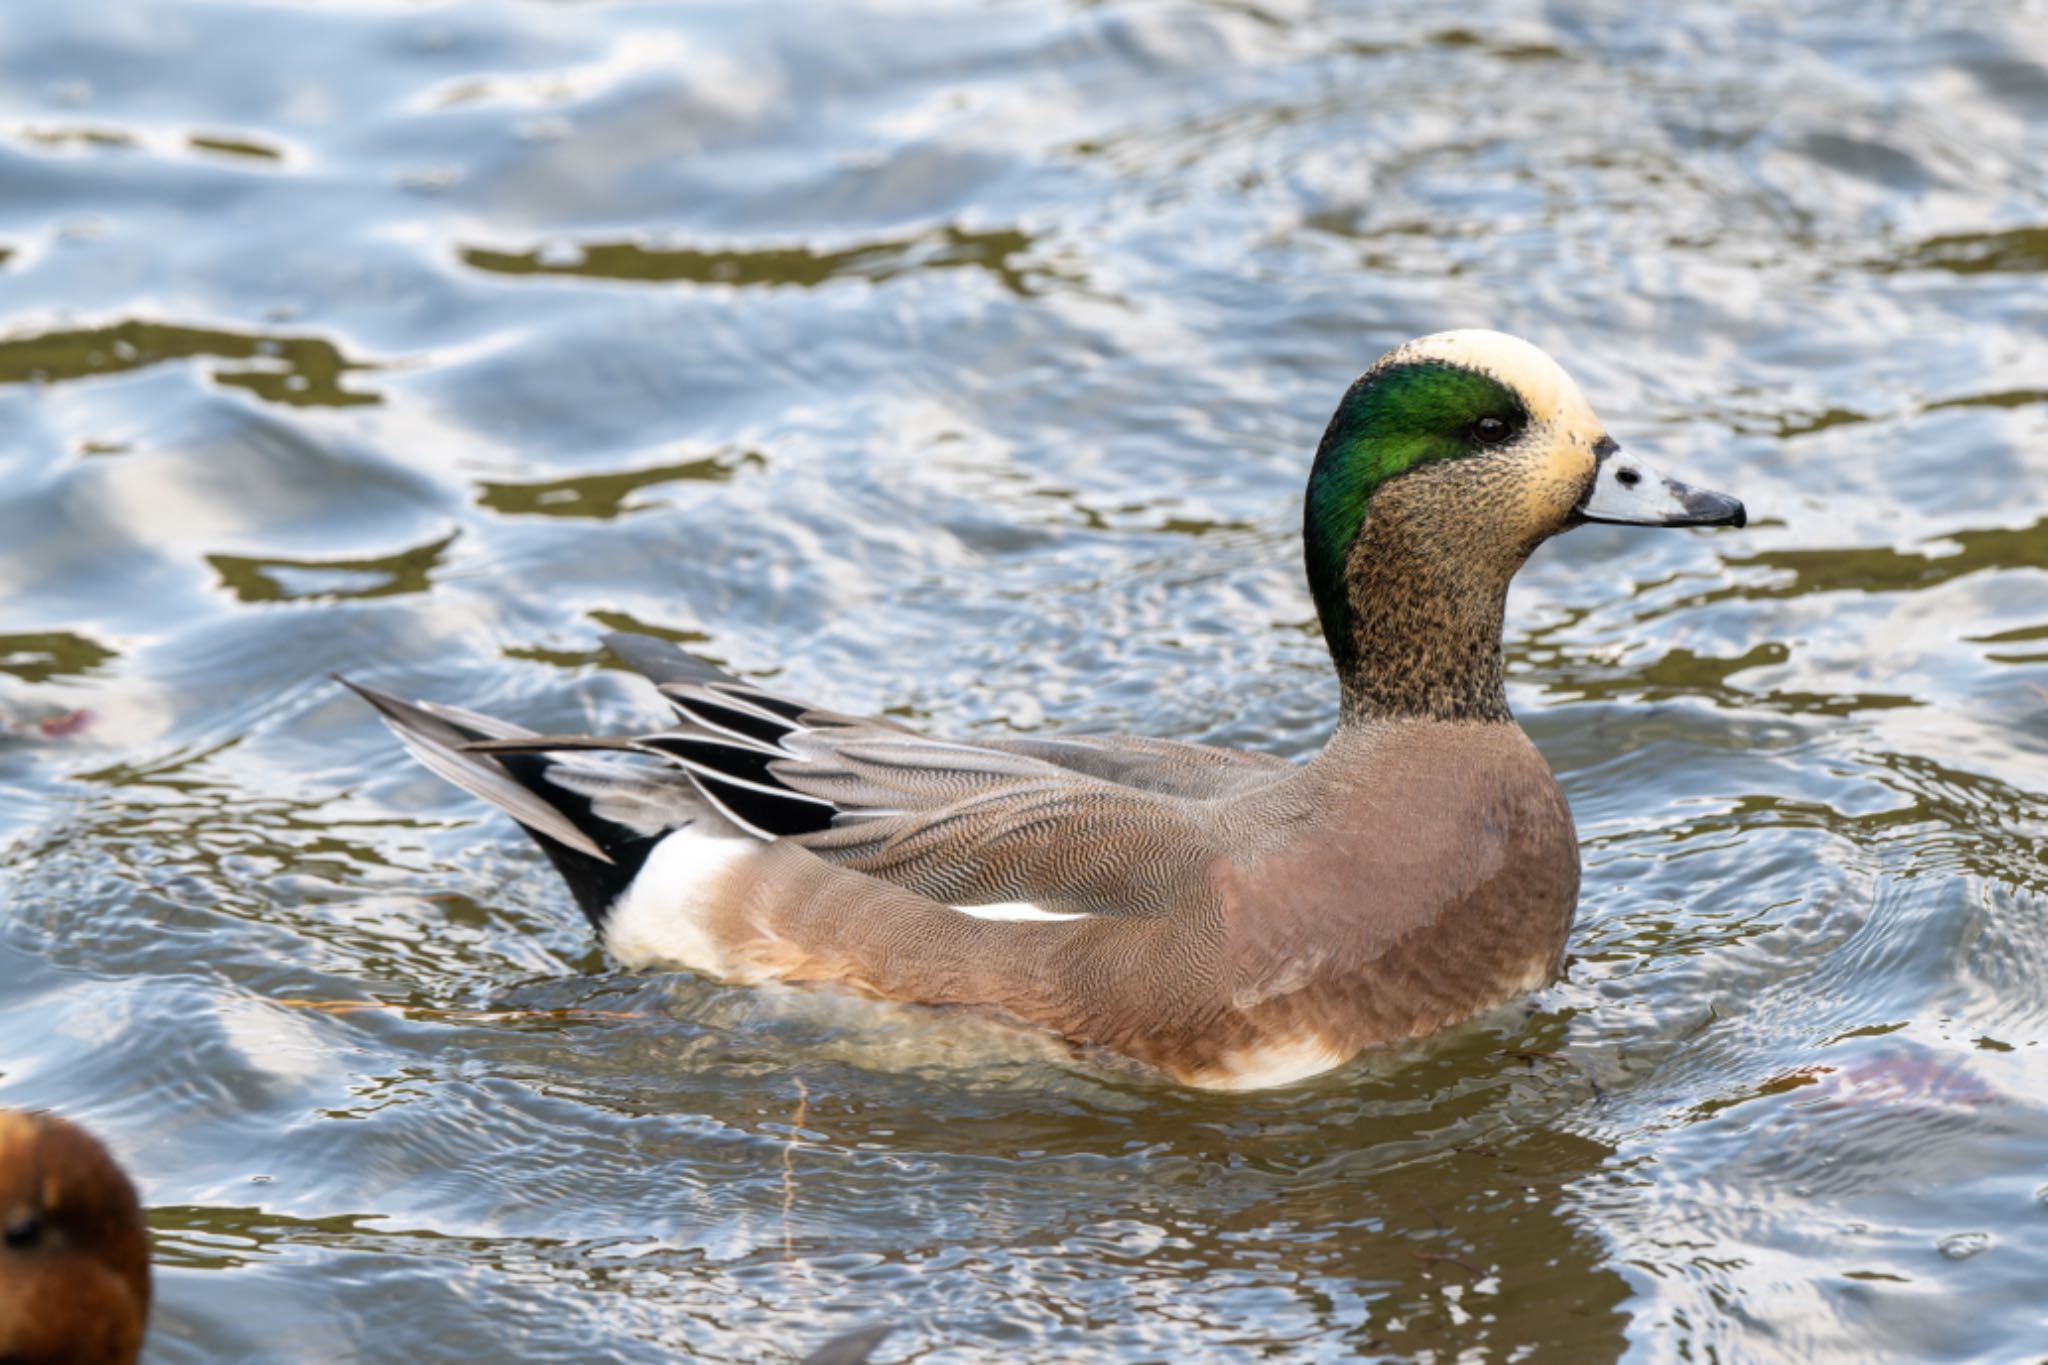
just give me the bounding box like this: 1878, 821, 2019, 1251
1514, 425, 1599, 531
1544, 432, 1598, 501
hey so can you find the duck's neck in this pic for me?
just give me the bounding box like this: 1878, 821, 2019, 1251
1326, 502, 1518, 726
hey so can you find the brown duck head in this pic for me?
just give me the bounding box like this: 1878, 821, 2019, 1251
0, 1110, 151, 1365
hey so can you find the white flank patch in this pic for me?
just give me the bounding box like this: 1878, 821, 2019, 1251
601, 827, 758, 976
948, 900, 1091, 923
1197, 1036, 1351, 1092
1506, 955, 1559, 997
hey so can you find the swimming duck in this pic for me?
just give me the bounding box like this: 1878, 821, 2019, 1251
353, 330, 1743, 1090
0, 1110, 151, 1365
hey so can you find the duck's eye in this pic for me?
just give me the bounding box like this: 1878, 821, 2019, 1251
1472, 416, 1511, 445
3, 1213, 42, 1250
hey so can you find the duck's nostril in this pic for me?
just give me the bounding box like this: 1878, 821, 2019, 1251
1615, 467, 1641, 488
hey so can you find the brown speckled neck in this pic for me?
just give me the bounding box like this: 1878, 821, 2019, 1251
1332, 469, 1532, 725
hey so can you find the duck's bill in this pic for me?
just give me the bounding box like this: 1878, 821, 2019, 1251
1576, 445, 1746, 529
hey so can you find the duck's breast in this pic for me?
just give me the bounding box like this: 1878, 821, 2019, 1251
1212, 722, 1579, 1063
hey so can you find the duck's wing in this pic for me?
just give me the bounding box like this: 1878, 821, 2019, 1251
977, 734, 1294, 799
468, 633, 1245, 919
605, 633, 1291, 797
782, 754, 1217, 918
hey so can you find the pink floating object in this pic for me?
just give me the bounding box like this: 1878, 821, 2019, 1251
36, 709, 92, 739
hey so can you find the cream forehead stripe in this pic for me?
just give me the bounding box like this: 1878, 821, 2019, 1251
1377, 329, 1605, 441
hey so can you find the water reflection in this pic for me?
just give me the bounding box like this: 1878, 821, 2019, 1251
187, 133, 283, 163
1891, 226, 2048, 275
505, 609, 714, 671
1971, 621, 2048, 665
0, 629, 117, 682
206, 533, 457, 604
463, 226, 1045, 295
477, 452, 753, 520
1696, 516, 2048, 603
0, 321, 378, 408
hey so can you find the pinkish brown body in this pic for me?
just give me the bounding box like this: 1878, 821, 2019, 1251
358, 329, 1740, 1089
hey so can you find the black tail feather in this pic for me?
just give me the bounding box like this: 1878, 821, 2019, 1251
341, 678, 666, 932
487, 752, 665, 931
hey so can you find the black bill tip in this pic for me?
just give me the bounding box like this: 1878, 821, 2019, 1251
1679, 486, 1746, 529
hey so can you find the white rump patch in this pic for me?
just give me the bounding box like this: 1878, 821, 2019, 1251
602, 826, 758, 975
948, 900, 1090, 923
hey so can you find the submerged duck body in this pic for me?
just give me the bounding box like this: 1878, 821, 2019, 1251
356, 330, 1743, 1090
0, 1110, 151, 1365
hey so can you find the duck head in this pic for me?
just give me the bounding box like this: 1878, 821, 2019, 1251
1304, 329, 1745, 723
0, 1111, 151, 1365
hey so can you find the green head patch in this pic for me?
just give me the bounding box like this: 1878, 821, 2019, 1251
1303, 360, 1531, 668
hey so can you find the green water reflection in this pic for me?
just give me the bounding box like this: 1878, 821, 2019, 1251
0, 630, 118, 682
206, 533, 457, 604
0, 320, 377, 407
504, 609, 714, 670
188, 133, 283, 162
477, 453, 754, 520
1893, 226, 2048, 275
1700, 516, 2048, 602
463, 225, 1044, 294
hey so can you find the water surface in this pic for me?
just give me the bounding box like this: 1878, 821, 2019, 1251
2, 1, 2046, 1360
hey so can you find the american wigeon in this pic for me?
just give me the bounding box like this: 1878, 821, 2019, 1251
353, 330, 1744, 1089
0, 1110, 151, 1365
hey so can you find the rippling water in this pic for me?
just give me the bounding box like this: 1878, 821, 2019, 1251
3, 1, 2046, 1360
